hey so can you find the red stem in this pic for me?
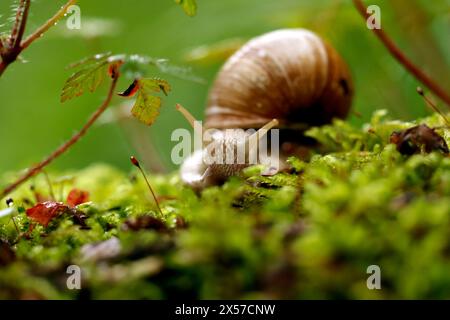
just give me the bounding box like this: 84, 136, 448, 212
0, 75, 119, 199
353, 0, 450, 108
0, 0, 77, 77
0, 61, 7, 76
0, 0, 31, 75
9, 0, 27, 47
12, 0, 31, 50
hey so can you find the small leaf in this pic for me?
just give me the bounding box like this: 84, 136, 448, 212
175, 0, 197, 17
66, 188, 90, 207
26, 201, 69, 227
129, 78, 171, 126
119, 54, 204, 83
61, 60, 109, 102
120, 54, 151, 79
149, 58, 205, 83
66, 52, 112, 69
61, 53, 124, 103
159, 84, 168, 96
118, 79, 139, 97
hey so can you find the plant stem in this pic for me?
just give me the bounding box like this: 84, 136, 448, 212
21, 0, 77, 51
0, 0, 31, 75
14, 0, 31, 49
9, 1, 24, 47
0, 61, 7, 76
130, 156, 163, 216
9, 0, 31, 49
352, 0, 450, 108
0, 0, 77, 77
0, 75, 119, 200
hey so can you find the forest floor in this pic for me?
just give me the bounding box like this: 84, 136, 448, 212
0, 110, 449, 299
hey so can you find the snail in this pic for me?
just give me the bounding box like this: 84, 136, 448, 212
177, 28, 354, 190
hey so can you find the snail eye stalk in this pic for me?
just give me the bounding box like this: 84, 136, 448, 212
176, 103, 204, 135
247, 118, 279, 155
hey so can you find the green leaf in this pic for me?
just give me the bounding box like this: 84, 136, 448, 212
130, 78, 171, 126
175, 0, 197, 17
61, 53, 189, 105
148, 57, 205, 84
61, 53, 113, 103
119, 54, 151, 80
115, 54, 204, 83
65, 52, 112, 69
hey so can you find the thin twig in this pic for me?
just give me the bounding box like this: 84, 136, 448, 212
0, 75, 119, 199
9, 0, 27, 47
1, 0, 30, 73
353, 0, 450, 108
11, 0, 31, 50
0, 0, 77, 77
21, 0, 77, 51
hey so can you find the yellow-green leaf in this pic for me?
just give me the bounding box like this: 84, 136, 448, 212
130, 78, 171, 126
61, 53, 112, 103
175, 0, 197, 17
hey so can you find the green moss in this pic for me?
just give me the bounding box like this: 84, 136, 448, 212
0, 110, 449, 299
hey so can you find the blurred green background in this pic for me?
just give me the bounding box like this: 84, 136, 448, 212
0, 0, 449, 175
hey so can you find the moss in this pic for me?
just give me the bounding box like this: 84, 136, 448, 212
0, 110, 449, 299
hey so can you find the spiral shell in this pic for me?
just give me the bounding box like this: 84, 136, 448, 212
205, 29, 354, 130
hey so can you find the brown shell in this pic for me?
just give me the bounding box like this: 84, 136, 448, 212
205, 29, 354, 129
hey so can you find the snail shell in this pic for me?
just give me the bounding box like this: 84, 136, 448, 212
205, 28, 353, 130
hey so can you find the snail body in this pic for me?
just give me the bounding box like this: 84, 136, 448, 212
180, 29, 354, 190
